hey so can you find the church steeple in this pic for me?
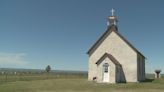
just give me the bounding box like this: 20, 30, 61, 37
107, 8, 118, 27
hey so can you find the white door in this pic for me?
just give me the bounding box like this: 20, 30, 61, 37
103, 63, 109, 82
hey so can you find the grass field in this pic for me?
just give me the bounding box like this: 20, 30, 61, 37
0, 75, 164, 92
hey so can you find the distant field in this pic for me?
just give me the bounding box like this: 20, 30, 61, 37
0, 73, 87, 84
0, 74, 164, 92
0, 68, 87, 84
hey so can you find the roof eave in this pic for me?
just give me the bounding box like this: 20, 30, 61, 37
87, 25, 117, 55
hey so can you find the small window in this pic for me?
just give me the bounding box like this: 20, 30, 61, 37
104, 67, 108, 73
103, 63, 109, 73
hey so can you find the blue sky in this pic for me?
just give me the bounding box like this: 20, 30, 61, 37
0, 0, 164, 73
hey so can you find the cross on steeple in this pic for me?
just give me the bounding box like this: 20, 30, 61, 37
111, 8, 115, 16
107, 8, 118, 27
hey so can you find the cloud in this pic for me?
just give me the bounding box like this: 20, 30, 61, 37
0, 53, 28, 66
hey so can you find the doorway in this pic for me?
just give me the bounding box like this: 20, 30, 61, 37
103, 63, 109, 82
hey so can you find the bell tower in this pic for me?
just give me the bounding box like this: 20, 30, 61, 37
107, 8, 118, 26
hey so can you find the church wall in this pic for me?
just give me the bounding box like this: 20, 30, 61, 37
137, 54, 145, 81
143, 58, 145, 80
89, 31, 138, 82
88, 57, 97, 81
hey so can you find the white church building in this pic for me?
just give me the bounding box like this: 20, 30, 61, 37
87, 9, 145, 83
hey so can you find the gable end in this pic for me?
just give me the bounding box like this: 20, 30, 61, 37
96, 53, 121, 66
87, 25, 145, 58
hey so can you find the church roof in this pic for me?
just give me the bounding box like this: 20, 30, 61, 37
87, 25, 145, 58
96, 53, 121, 66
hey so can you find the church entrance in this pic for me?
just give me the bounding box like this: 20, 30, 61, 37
103, 63, 109, 82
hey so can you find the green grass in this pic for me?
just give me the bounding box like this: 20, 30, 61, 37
0, 74, 87, 84
0, 76, 164, 92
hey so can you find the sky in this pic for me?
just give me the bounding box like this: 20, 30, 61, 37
0, 0, 164, 73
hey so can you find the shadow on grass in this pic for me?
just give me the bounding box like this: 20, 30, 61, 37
143, 78, 154, 82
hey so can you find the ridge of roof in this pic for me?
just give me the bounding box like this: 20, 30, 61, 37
96, 53, 121, 66
87, 25, 117, 55
87, 25, 145, 58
